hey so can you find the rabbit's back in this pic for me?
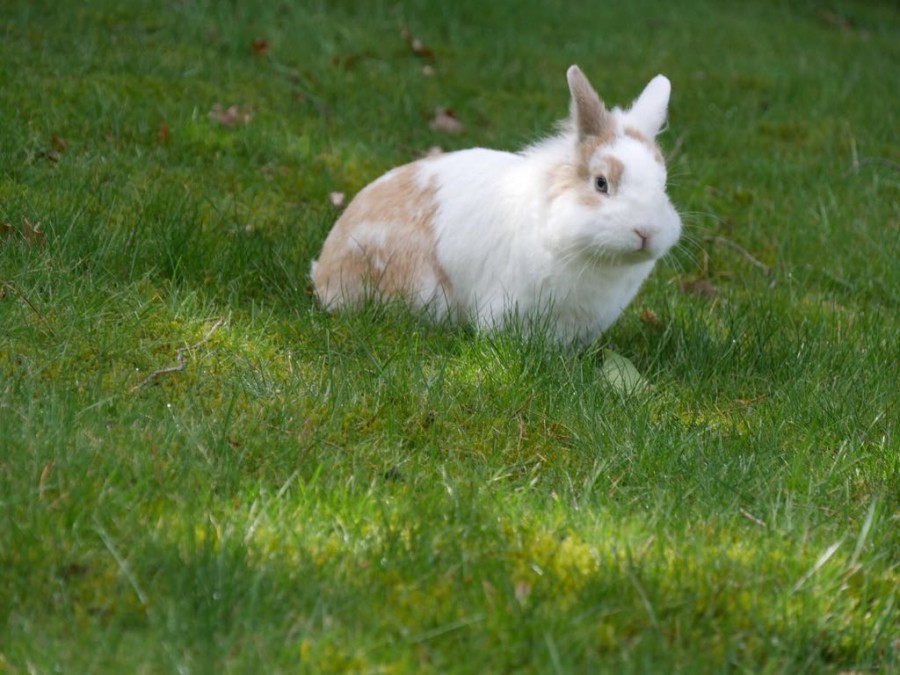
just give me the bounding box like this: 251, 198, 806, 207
311, 161, 452, 313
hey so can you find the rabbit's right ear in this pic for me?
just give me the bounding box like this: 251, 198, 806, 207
567, 65, 613, 142
626, 75, 671, 138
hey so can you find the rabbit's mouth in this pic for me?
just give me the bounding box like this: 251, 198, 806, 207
616, 248, 658, 265
611, 229, 663, 263
563, 239, 659, 267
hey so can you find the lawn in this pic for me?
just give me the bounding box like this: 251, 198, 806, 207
1, 0, 898, 672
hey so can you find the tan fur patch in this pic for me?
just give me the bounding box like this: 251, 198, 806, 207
578, 134, 616, 165
605, 156, 625, 189
568, 68, 614, 141
548, 163, 597, 207
312, 163, 452, 307
550, 142, 625, 207
625, 127, 664, 163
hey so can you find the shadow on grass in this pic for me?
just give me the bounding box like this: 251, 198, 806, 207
4, 483, 893, 672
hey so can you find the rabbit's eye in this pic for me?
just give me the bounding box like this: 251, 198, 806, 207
595, 175, 609, 194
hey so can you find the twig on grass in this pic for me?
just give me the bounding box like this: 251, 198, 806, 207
1, 280, 56, 336
130, 318, 225, 393
703, 236, 771, 275
739, 508, 766, 528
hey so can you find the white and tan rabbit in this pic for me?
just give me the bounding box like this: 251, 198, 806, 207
311, 65, 681, 345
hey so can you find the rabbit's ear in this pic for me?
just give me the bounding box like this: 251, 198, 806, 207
567, 65, 613, 142
627, 75, 671, 138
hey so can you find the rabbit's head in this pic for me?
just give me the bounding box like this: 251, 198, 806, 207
547, 66, 681, 266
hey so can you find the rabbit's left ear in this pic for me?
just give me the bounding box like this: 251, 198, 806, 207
567, 65, 613, 142
627, 75, 671, 138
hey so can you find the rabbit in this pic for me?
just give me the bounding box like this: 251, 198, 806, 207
311, 65, 682, 345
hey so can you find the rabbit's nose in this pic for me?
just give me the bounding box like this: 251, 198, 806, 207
633, 228, 650, 250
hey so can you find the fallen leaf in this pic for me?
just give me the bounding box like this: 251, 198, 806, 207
158, 121, 170, 143
639, 308, 661, 328
50, 135, 68, 152
601, 350, 649, 394
429, 107, 464, 134
2, 219, 45, 245
679, 278, 717, 299
208, 103, 252, 128
329, 191, 346, 209
59, 563, 90, 581
22, 218, 45, 245
331, 53, 369, 70
251, 38, 271, 55
400, 24, 435, 60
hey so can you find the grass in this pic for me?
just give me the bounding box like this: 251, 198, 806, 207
1, 0, 898, 672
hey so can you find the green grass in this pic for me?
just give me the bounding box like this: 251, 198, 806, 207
1, 0, 898, 672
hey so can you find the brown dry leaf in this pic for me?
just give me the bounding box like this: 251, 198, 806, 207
399, 24, 435, 60
639, 308, 661, 327
330, 53, 371, 70
158, 121, 170, 143
22, 218, 45, 245
251, 38, 271, 55
329, 192, 346, 209
208, 103, 252, 128
1, 223, 12, 239
60, 562, 90, 581
679, 278, 717, 299
50, 135, 68, 152
429, 107, 464, 134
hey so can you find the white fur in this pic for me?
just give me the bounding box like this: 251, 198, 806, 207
626, 74, 671, 139
312, 66, 682, 345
